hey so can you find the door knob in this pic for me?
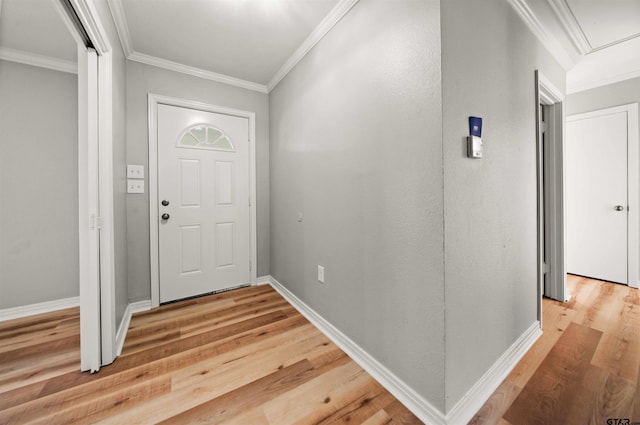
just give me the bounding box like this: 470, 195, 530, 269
161, 213, 170, 220
161, 200, 170, 206
614, 205, 624, 211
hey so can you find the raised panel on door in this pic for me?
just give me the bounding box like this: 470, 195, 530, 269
157, 104, 250, 303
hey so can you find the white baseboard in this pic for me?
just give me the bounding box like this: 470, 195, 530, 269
265, 275, 541, 425
267, 275, 446, 425
115, 300, 151, 356
0, 296, 80, 321
256, 275, 272, 286
445, 321, 542, 424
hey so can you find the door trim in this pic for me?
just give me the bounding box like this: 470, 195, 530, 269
535, 71, 566, 326
148, 94, 258, 307
567, 103, 639, 288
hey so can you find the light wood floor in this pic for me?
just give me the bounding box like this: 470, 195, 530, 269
0, 284, 421, 424
471, 274, 640, 424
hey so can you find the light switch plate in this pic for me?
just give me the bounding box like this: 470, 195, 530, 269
127, 179, 144, 194
127, 165, 144, 179
318, 265, 325, 283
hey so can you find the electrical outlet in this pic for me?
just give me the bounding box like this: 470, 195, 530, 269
318, 265, 325, 283
127, 165, 144, 179
127, 179, 144, 194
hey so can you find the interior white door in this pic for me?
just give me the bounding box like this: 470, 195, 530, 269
566, 110, 628, 284
157, 104, 250, 302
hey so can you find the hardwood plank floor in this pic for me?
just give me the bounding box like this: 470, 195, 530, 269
471, 274, 640, 425
0, 285, 421, 424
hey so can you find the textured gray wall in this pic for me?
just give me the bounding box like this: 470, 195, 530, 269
0, 61, 79, 308
269, 0, 445, 410
441, 0, 566, 411
126, 61, 269, 302
566, 77, 640, 120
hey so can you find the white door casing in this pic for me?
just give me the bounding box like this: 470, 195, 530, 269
566, 104, 639, 287
149, 95, 257, 306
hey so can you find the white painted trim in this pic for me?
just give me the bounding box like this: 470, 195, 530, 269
568, 69, 640, 94
111, 0, 356, 93
266, 0, 359, 92
445, 322, 542, 424
0, 47, 77, 74
567, 103, 640, 289
148, 94, 258, 307
78, 47, 101, 373
267, 275, 447, 425
536, 70, 567, 304
115, 300, 152, 356
130, 52, 267, 93
256, 275, 271, 286
98, 51, 117, 365
538, 72, 564, 104
105, 0, 134, 56
0, 297, 80, 322
506, 0, 576, 71
69, 0, 111, 54
546, 0, 590, 55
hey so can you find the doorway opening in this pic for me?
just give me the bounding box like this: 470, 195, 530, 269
535, 70, 566, 325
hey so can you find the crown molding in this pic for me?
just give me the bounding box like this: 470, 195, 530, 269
106, 0, 133, 56
70, 0, 111, 54
106, 0, 267, 93
0, 46, 77, 74
108, 0, 358, 93
546, 0, 591, 54
129, 51, 268, 93
506, 0, 575, 70
267, 0, 360, 92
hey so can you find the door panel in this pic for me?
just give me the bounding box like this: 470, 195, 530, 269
158, 104, 250, 302
566, 111, 628, 284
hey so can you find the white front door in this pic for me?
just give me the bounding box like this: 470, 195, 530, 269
566, 109, 628, 284
157, 104, 250, 303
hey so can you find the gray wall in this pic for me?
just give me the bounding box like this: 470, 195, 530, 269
269, 0, 445, 410
566, 76, 640, 119
126, 61, 269, 302
441, 0, 566, 411
95, 0, 129, 327
0, 60, 79, 308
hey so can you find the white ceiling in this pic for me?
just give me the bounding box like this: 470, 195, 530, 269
510, 0, 640, 93
0, 0, 77, 62
117, 0, 339, 86
566, 0, 640, 51
1, 0, 639, 95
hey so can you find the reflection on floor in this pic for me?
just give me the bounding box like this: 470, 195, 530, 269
471, 274, 640, 425
0, 284, 421, 424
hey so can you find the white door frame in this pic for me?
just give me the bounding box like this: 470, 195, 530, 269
535, 70, 565, 324
566, 103, 639, 288
57, 0, 117, 370
148, 94, 257, 308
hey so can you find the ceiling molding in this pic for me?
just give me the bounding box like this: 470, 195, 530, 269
590, 32, 640, 54
568, 68, 640, 94
128, 51, 268, 93
70, 0, 111, 54
106, 0, 133, 56
546, 0, 591, 54
267, 0, 360, 92
506, 0, 575, 70
106, 0, 266, 93
0, 46, 77, 74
